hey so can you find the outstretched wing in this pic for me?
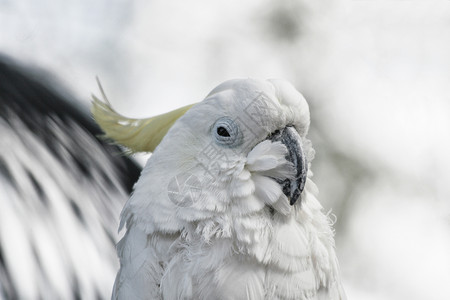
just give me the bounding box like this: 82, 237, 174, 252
0, 56, 141, 300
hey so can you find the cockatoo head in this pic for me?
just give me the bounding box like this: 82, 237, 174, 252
93, 78, 314, 232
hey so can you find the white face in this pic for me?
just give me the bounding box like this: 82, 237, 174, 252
147, 79, 311, 215
121, 80, 312, 235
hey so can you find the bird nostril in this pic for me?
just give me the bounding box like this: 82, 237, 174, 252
267, 129, 281, 139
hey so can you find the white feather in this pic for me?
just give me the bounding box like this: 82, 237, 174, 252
112, 79, 346, 299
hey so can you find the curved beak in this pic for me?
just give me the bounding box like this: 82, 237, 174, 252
268, 126, 308, 205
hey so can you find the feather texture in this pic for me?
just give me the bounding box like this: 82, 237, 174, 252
101, 78, 346, 300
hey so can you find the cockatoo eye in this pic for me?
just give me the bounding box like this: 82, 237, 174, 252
217, 126, 230, 137
212, 117, 242, 147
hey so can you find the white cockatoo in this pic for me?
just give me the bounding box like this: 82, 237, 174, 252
92, 78, 346, 300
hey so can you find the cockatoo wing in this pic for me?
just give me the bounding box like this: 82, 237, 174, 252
0, 56, 141, 300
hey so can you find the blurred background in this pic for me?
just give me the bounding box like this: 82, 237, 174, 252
1, 0, 449, 299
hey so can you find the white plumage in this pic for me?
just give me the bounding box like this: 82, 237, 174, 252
94, 78, 346, 300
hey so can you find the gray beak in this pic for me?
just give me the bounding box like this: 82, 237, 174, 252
268, 126, 308, 205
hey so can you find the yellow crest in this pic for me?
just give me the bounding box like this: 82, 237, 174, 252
91, 79, 195, 153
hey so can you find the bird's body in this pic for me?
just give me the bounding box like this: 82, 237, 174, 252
93, 78, 345, 300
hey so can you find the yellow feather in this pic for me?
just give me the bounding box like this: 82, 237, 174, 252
91, 79, 195, 153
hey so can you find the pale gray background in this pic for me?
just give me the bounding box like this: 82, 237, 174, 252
1, 0, 449, 299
